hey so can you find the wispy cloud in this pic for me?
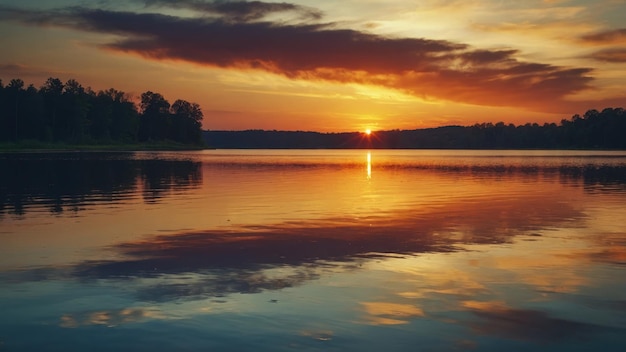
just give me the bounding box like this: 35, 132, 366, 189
141, 0, 323, 22
0, 62, 66, 79
588, 48, 626, 63
581, 28, 626, 45
580, 28, 626, 63
1, 3, 617, 112
0, 63, 28, 74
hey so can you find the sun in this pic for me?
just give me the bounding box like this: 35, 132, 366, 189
365, 129, 372, 135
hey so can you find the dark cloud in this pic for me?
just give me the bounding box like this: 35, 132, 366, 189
457, 49, 518, 64
581, 28, 626, 44
142, 0, 323, 22
0, 63, 27, 72
0, 4, 607, 112
588, 48, 626, 63
0, 62, 69, 84
580, 28, 626, 63
0, 63, 46, 79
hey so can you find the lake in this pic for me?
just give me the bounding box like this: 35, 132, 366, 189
1, 149, 625, 351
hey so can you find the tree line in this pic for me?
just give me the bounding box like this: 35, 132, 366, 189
205, 107, 626, 149
0, 77, 204, 145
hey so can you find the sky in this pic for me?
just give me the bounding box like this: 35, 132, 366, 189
0, 0, 625, 132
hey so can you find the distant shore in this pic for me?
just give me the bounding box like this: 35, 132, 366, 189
202, 114, 626, 150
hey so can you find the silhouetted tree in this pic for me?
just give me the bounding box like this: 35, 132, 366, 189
40, 77, 64, 141
62, 79, 91, 142
171, 99, 204, 144
139, 91, 171, 141
6, 79, 24, 141
20, 84, 45, 140
106, 89, 139, 142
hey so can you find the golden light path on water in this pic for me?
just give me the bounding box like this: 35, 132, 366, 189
367, 151, 372, 180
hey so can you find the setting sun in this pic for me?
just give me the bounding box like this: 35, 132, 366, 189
365, 129, 372, 135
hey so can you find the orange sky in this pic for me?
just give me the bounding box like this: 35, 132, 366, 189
1, 0, 625, 132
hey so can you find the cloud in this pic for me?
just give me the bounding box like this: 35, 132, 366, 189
142, 0, 323, 22
588, 48, 626, 63
0, 63, 27, 72
581, 28, 626, 45
0, 62, 67, 80
0, 4, 612, 115
0, 63, 31, 79
580, 28, 626, 63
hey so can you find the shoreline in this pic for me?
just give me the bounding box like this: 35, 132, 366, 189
0, 141, 207, 152
3, 145, 625, 152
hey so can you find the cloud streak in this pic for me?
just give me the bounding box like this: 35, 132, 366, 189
580, 28, 626, 63
581, 28, 626, 45
0, 3, 613, 112
142, 0, 323, 22
588, 48, 626, 63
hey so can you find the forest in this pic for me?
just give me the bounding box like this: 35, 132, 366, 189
0, 77, 204, 146
205, 107, 626, 149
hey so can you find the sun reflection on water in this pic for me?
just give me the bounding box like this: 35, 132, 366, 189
367, 151, 372, 180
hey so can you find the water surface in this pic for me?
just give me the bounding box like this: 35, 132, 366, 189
1, 150, 625, 351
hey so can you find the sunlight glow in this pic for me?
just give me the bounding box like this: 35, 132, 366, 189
365, 129, 372, 135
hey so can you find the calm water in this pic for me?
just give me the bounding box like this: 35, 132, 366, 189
1, 149, 625, 351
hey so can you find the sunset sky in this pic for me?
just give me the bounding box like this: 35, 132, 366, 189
1, 0, 625, 132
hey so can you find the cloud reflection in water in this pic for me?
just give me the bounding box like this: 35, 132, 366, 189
68, 188, 587, 304
462, 301, 611, 343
